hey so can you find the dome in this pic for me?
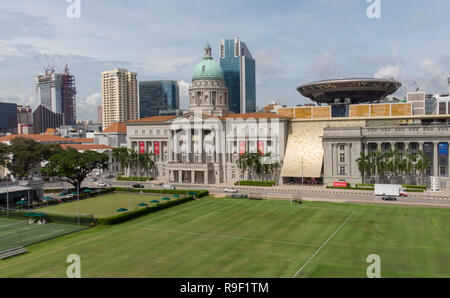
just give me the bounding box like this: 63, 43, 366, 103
192, 44, 224, 81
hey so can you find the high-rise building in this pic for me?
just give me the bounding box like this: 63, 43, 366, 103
0, 102, 18, 134
219, 37, 256, 114
139, 80, 179, 118
36, 66, 76, 125
101, 68, 138, 129
17, 105, 33, 135
97, 105, 103, 125
32, 105, 64, 134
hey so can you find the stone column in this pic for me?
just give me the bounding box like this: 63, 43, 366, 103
346, 143, 351, 176
192, 170, 196, 184
179, 170, 183, 183
433, 141, 439, 177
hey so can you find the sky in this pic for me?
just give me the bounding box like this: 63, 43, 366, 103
0, 0, 449, 121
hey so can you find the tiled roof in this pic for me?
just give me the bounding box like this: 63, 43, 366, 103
60, 144, 113, 151
221, 112, 292, 119
103, 122, 127, 133
0, 134, 70, 143
127, 116, 177, 123
71, 138, 94, 143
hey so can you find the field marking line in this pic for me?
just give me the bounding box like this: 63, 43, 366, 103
143, 227, 320, 248
292, 210, 356, 278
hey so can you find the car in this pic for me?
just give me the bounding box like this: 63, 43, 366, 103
381, 195, 397, 201
163, 184, 175, 190
133, 183, 145, 189
98, 182, 107, 187
224, 188, 238, 193
399, 192, 408, 197
90, 177, 97, 182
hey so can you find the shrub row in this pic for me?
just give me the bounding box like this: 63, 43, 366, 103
97, 196, 195, 225
113, 187, 208, 198
326, 186, 374, 191
354, 183, 426, 190
116, 176, 154, 181
404, 188, 425, 192
234, 181, 276, 187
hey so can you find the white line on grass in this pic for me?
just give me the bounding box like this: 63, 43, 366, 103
144, 227, 320, 248
292, 210, 356, 278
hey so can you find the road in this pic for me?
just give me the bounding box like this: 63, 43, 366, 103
44, 179, 450, 208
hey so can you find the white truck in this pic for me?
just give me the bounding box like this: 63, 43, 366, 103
374, 184, 404, 200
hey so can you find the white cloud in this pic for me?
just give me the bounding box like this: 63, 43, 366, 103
374, 64, 401, 79
77, 92, 101, 114
253, 50, 281, 77
177, 80, 191, 109
308, 51, 338, 78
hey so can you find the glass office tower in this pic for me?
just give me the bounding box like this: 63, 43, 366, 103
219, 37, 256, 114
0, 102, 18, 134
139, 80, 179, 118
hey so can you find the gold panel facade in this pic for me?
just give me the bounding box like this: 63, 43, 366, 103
391, 103, 412, 116
350, 105, 370, 117
294, 107, 312, 119
281, 120, 365, 178
312, 106, 331, 118
370, 104, 390, 117
277, 108, 294, 118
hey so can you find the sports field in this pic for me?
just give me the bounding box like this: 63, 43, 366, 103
0, 217, 85, 253
38, 192, 178, 218
0, 198, 449, 278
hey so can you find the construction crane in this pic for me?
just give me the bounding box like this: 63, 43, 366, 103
390, 42, 408, 97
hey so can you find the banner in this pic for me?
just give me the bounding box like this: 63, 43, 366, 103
239, 141, 246, 155
439, 142, 448, 155
333, 182, 348, 188
257, 141, 264, 155
139, 142, 145, 154
154, 141, 160, 155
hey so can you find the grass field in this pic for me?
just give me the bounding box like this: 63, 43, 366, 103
0, 198, 449, 278
0, 217, 85, 253
38, 192, 178, 218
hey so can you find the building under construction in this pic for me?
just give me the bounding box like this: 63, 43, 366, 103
36, 65, 76, 125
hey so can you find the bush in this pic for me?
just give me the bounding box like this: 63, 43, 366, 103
113, 187, 208, 198
97, 196, 194, 225
234, 181, 276, 187
117, 176, 154, 181
404, 188, 425, 192
402, 185, 426, 190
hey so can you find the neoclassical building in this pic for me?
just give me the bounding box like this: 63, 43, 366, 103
126, 45, 290, 184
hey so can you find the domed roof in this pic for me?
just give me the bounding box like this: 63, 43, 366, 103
193, 44, 224, 80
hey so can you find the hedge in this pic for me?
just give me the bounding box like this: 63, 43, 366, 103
326, 186, 374, 191
116, 176, 154, 181
113, 187, 209, 198
234, 181, 276, 187
354, 183, 426, 190
97, 196, 195, 225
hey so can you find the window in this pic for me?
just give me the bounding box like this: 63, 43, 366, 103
340, 153, 345, 163
339, 144, 345, 151
440, 166, 446, 176
339, 166, 346, 175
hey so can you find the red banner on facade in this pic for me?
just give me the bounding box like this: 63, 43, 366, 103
333, 182, 348, 188
154, 141, 160, 155
239, 141, 246, 155
257, 141, 264, 155
139, 142, 145, 154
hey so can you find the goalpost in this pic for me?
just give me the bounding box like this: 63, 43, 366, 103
266, 193, 297, 204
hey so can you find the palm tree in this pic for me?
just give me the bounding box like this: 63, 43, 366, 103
371, 150, 386, 183
415, 150, 431, 186
112, 147, 130, 175
356, 151, 370, 184
404, 149, 417, 184
138, 152, 155, 178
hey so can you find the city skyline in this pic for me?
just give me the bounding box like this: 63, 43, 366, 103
0, 0, 449, 121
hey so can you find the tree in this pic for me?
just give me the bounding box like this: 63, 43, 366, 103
356, 151, 370, 184
112, 147, 129, 174
0, 143, 9, 169
6, 138, 63, 179
415, 150, 431, 186
41, 149, 110, 191
138, 152, 155, 178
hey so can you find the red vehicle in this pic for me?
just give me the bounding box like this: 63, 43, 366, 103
399, 192, 408, 197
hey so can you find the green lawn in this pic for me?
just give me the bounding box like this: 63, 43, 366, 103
0, 198, 449, 278
38, 192, 176, 218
